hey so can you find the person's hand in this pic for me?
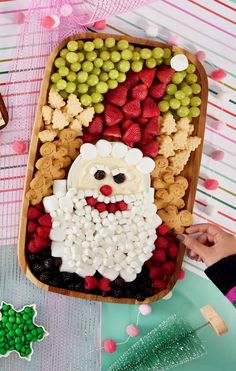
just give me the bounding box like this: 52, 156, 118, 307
179, 223, 236, 267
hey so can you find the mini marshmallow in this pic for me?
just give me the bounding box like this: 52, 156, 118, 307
120, 270, 136, 282
80, 143, 97, 160
125, 148, 143, 165
76, 265, 96, 277
43, 195, 59, 213
97, 195, 105, 202
60, 260, 76, 273
59, 196, 74, 213
51, 241, 64, 257
115, 195, 123, 202
136, 157, 155, 174
53, 179, 67, 195
112, 142, 128, 158
170, 54, 188, 71
99, 267, 119, 281
50, 228, 66, 242
96, 140, 112, 157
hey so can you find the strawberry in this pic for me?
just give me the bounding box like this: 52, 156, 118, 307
139, 68, 155, 87
156, 68, 175, 84
27, 207, 41, 220
106, 85, 128, 106
152, 249, 166, 263
82, 131, 99, 143
157, 224, 169, 236
155, 236, 168, 249
27, 221, 38, 233
162, 261, 176, 276
122, 119, 134, 131
34, 203, 45, 213
167, 243, 179, 259
136, 117, 148, 127
144, 117, 160, 136
123, 70, 139, 89
104, 103, 123, 126
84, 276, 98, 290
122, 124, 141, 144
130, 84, 148, 101
140, 130, 153, 145
142, 97, 160, 118
149, 266, 163, 279
149, 83, 166, 99
139, 139, 159, 158
152, 278, 167, 291
98, 278, 111, 291
38, 214, 52, 227
122, 100, 141, 118
103, 125, 121, 138
37, 226, 51, 238
87, 115, 104, 135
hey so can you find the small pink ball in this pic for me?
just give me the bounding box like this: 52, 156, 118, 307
103, 339, 117, 353
211, 150, 225, 161
210, 120, 225, 131
204, 178, 219, 191
41, 16, 55, 29
92, 20, 106, 30
196, 50, 206, 62
60, 4, 73, 17
12, 140, 26, 154
12, 12, 25, 24
139, 304, 152, 316
126, 324, 140, 337
210, 69, 227, 81
168, 35, 179, 46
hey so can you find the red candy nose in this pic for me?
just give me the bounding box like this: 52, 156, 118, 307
100, 185, 112, 196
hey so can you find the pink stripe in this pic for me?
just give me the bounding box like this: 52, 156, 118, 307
0, 175, 25, 181
206, 126, 236, 144
5, 90, 40, 97
0, 200, 21, 205
163, 0, 236, 38
0, 187, 23, 193
0, 78, 42, 86
0, 1, 78, 15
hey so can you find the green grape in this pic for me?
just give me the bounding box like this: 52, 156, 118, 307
177, 106, 189, 117
86, 51, 97, 61
77, 71, 88, 83
121, 49, 133, 61
172, 72, 184, 84
77, 40, 84, 50
107, 79, 118, 89
87, 74, 99, 86
105, 37, 116, 48
191, 83, 201, 94
51, 73, 61, 83
117, 40, 129, 50
100, 72, 109, 81
131, 51, 141, 61
88, 86, 97, 94
170, 98, 181, 110
117, 72, 126, 83
50, 83, 58, 91
54, 57, 66, 68
175, 90, 185, 100
77, 52, 85, 62
66, 71, 77, 82
91, 92, 103, 103
70, 62, 81, 72
94, 58, 103, 68
186, 63, 196, 73
163, 58, 171, 65
140, 48, 152, 60
59, 91, 68, 99
77, 83, 88, 94
102, 60, 114, 72
190, 96, 201, 106
181, 97, 191, 106
65, 82, 76, 93
93, 38, 104, 49
129, 45, 135, 51
80, 94, 92, 106
66, 52, 78, 64
100, 46, 107, 52
156, 58, 163, 66
189, 106, 200, 117
67, 40, 78, 52
92, 67, 101, 76
146, 58, 156, 68
83, 41, 94, 52
152, 47, 164, 59
82, 61, 93, 72
173, 49, 183, 56
186, 73, 198, 84
131, 60, 143, 72
110, 51, 121, 63
109, 69, 119, 80
163, 48, 172, 59
179, 82, 188, 88
109, 46, 116, 52
166, 83, 177, 95
58, 66, 69, 77
181, 85, 192, 96
96, 81, 108, 94
94, 103, 104, 113
163, 95, 172, 101
117, 60, 130, 73
158, 100, 170, 112
100, 51, 110, 61
135, 47, 141, 52
60, 48, 69, 58
56, 79, 67, 90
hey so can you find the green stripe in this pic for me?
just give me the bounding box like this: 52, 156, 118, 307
201, 164, 236, 183
197, 188, 236, 209
209, 88, 236, 104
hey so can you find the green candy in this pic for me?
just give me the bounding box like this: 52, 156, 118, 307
15, 328, 23, 336
15, 337, 22, 344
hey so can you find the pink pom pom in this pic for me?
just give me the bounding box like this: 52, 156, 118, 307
168, 35, 179, 46
60, 4, 73, 17
210, 69, 227, 81
12, 12, 25, 24
126, 324, 140, 337
178, 269, 185, 280
12, 140, 26, 154
41, 16, 55, 29
210, 120, 225, 131
103, 339, 117, 353
196, 50, 206, 62
204, 178, 219, 191
139, 304, 152, 315
211, 150, 225, 161
92, 20, 106, 30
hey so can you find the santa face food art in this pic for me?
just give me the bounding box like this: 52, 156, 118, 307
43, 140, 162, 282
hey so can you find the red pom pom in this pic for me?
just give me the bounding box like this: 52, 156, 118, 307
95, 202, 107, 213
211, 150, 225, 161
155, 236, 168, 249
210, 69, 227, 81
126, 324, 140, 337
103, 339, 117, 353
117, 201, 128, 211
12, 140, 26, 154
152, 249, 166, 263
27, 221, 38, 233
204, 178, 219, 190
27, 207, 41, 220
12, 12, 25, 24
86, 196, 97, 206
84, 276, 98, 290
157, 224, 169, 236
196, 50, 206, 62
41, 16, 55, 29
162, 261, 176, 276
38, 214, 52, 227
100, 185, 112, 196
152, 278, 167, 291
93, 20, 106, 30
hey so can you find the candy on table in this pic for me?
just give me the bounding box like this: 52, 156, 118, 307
203, 178, 219, 190
92, 20, 106, 30
210, 69, 227, 81
196, 50, 206, 62
211, 150, 225, 161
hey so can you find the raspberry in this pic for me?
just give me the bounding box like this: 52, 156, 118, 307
157, 224, 169, 236
86, 196, 97, 206
37, 226, 51, 238
34, 235, 50, 249
167, 243, 179, 259
84, 276, 98, 290
100, 185, 112, 196
152, 249, 166, 263
107, 203, 117, 213
98, 278, 111, 291
162, 261, 176, 276
145, 259, 153, 269
155, 236, 168, 249
152, 278, 167, 291
27, 207, 41, 220
165, 234, 176, 243
95, 202, 106, 212
117, 201, 128, 211
34, 203, 45, 213
38, 214, 52, 227
27, 240, 41, 253
149, 266, 163, 279
27, 221, 38, 233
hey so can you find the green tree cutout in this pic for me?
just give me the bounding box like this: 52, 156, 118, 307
0, 301, 48, 360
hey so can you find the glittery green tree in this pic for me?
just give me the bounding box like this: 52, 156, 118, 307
0, 302, 48, 360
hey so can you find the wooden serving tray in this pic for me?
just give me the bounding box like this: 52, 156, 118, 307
18, 33, 208, 304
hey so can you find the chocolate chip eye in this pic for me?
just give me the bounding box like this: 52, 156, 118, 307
94, 170, 106, 180
113, 173, 126, 184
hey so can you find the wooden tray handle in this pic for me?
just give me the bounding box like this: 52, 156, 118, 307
200, 304, 228, 336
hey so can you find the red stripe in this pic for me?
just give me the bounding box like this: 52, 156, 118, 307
0, 187, 23, 193
214, 0, 236, 11
207, 113, 236, 131
188, 0, 236, 24
195, 200, 236, 222
193, 211, 236, 234
0, 175, 25, 181
4, 90, 40, 97
208, 101, 236, 118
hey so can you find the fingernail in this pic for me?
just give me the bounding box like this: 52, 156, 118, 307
177, 234, 186, 241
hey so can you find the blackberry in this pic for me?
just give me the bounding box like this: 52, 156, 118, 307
141, 277, 152, 286
44, 258, 54, 270
113, 289, 124, 298
31, 262, 44, 273
101, 291, 111, 297
111, 277, 125, 288
143, 288, 153, 297
137, 266, 149, 279
39, 271, 53, 284
53, 257, 62, 268
74, 281, 84, 291
67, 283, 77, 291
39, 249, 51, 259
50, 277, 61, 287
126, 289, 135, 298
61, 272, 74, 284
135, 293, 146, 302
27, 254, 38, 264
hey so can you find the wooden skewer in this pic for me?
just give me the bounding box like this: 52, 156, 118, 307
0, 93, 8, 130
200, 304, 228, 336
